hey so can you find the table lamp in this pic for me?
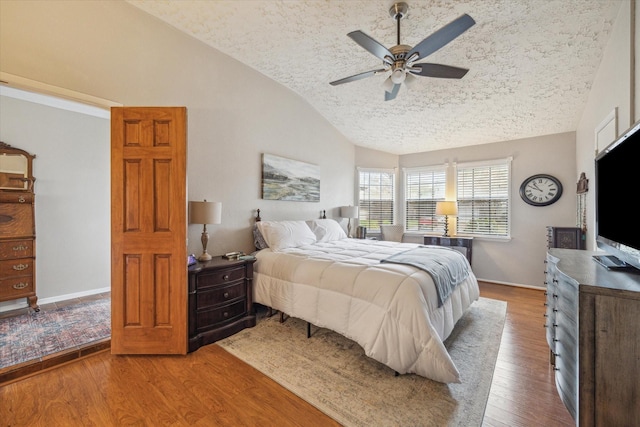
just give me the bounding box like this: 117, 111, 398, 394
340, 205, 359, 238
189, 200, 222, 261
435, 201, 458, 237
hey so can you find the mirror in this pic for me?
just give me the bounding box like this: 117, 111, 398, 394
0, 141, 35, 191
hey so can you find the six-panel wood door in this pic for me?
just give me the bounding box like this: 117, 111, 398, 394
111, 107, 187, 354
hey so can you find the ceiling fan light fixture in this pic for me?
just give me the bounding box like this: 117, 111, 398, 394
391, 68, 406, 84
382, 75, 395, 92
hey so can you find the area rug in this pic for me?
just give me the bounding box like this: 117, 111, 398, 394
218, 297, 507, 427
0, 298, 111, 369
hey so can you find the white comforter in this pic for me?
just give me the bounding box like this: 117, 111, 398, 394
252, 238, 480, 383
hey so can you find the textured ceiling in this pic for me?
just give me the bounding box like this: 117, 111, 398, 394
127, 0, 622, 155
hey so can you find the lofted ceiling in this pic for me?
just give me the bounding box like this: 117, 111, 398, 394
127, 0, 623, 155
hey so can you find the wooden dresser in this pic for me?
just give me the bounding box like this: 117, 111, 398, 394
0, 142, 38, 311
544, 249, 640, 425
187, 256, 256, 352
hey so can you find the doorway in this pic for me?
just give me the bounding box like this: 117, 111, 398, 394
0, 82, 114, 373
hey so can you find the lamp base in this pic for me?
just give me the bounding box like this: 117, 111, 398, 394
198, 252, 212, 262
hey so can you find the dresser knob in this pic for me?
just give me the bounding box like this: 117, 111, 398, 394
223, 311, 229, 318
13, 263, 29, 271
12, 244, 28, 251
13, 282, 29, 290
223, 274, 229, 281
18, 195, 26, 203
223, 292, 229, 299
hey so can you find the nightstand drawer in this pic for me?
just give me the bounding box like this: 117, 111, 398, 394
196, 299, 247, 332
196, 266, 246, 289
197, 281, 246, 310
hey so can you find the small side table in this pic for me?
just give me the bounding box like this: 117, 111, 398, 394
423, 236, 473, 266
187, 256, 256, 352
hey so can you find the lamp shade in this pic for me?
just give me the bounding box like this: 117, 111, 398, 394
189, 200, 222, 225
340, 206, 359, 218
435, 201, 458, 216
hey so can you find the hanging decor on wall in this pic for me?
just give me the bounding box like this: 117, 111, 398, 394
576, 172, 588, 232
262, 153, 320, 202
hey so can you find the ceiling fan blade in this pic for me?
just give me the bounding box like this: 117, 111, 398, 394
411, 63, 469, 79
348, 30, 394, 62
330, 68, 386, 86
385, 83, 401, 101
407, 14, 475, 61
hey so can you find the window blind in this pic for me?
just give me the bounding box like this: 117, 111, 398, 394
456, 159, 511, 237
358, 169, 395, 233
404, 167, 447, 233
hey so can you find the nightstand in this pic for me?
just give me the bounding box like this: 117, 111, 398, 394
187, 256, 256, 352
423, 236, 473, 266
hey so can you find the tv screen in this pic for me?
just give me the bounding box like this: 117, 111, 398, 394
595, 120, 640, 270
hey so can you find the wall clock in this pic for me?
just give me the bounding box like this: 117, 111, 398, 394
519, 174, 563, 206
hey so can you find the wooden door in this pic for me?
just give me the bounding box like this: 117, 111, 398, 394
111, 107, 187, 354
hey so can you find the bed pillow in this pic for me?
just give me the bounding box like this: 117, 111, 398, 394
306, 219, 347, 242
256, 220, 317, 251
253, 225, 269, 250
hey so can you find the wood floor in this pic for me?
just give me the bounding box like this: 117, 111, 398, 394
0, 282, 574, 426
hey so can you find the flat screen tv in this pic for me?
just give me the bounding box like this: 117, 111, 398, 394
594, 120, 640, 271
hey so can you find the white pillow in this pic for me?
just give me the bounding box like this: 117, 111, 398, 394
306, 219, 347, 242
256, 220, 317, 251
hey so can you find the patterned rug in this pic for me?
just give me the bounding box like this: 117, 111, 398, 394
218, 297, 507, 427
0, 298, 111, 369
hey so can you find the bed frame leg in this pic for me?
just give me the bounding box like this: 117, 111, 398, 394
394, 371, 399, 377
307, 322, 311, 338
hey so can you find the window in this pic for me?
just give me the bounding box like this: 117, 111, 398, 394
456, 158, 511, 237
358, 168, 395, 233
404, 166, 447, 233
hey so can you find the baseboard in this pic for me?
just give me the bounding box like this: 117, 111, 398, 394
0, 286, 111, 313
477, 278, 545, 290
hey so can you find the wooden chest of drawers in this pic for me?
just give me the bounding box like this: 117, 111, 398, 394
0, 195, 38, 310
187, 256, 256, 352
544, 250, 640, 425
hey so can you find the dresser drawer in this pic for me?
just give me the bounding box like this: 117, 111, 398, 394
0, 239, 34, 259
196, 266, 246, 289
197, 281, 246, 310
0, 203, 34, 238
0, 192, 34, 204
0, 257, 34, 278
0, 276, 34, 298
195, 299, 247, 332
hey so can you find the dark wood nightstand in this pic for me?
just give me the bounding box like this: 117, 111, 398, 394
546, 226, 585, 249
187, 256, 256, 352
423, 236, 473, 266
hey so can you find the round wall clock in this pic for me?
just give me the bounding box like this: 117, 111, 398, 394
519, 174, 563, 206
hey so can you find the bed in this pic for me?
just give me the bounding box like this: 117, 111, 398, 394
251, 217, 480, 383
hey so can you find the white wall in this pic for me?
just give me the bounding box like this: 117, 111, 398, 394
0, 0, 355, 310
576, 0, 635, 251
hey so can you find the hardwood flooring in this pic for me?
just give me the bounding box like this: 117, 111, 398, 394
0, 282, 574, 426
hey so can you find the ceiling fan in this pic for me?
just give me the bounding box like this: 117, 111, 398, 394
330, 2, 475, 101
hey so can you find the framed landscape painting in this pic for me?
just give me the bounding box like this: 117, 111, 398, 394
262, 153, 320, 202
